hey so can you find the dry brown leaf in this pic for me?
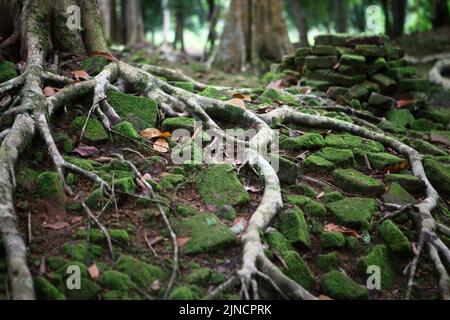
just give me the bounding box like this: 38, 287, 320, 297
90, 51, 115, 62
140, 128, 162, 139
150, 279, 161, 291
71, 70, 90, 81
396, 99, 415, 109
72, 143, 98, 157
232, 93, 252, 101
43, 222, 69, 230
154, 138, 170, 153
176, 237, 191, 247
316, 191, 325, 199
384, 160, 409, 174
225, 98, 246, 109
319, 295, 334, 300
43, 86, 59, 97
88, 264, 100, 279
158, 131, 172, 138
324, 223, 360, 238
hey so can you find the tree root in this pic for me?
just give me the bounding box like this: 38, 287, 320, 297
429, 58, 450, 90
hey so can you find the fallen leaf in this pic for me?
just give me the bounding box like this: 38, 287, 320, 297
316, 191, 325, 199
158, 131, 172, 138
147, 236, 164, 246
245, 185, 262, 193
153, 138, 169, 153
71, 70, 90, 81
140, 128, 162, 139
396, 99, 415, 109
43, 222, 69, 230
384, 160, 409, 174
176, 237, 191, 247
324, 223, 360, 238
94, 156, 113, 163
88, 264, 100, 279
232, 93, 252, 101
299, 86, 313, 95
38, 256, 46, 276
43, 86, 59, 97
150, 279, 161, 291
73, 143, 99, 157
266, 79, 288, 89
90, 51, 115, 62
319, 295, 334, 300
142, 173, 153, 181
225, 98, 246, 109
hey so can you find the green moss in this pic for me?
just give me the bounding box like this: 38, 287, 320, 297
61, 242, 103, 263
200, 87, 227, 100
322, 192, 344, 203
361, 140, 385, 153
411, 118, 438, 131
321, 232, 345, 249
47, 257, 70, 271
86, 188, 107, 210
303, 155, 335, 174
362, 152, 405, 170
17, 167, 39, 189
34, 277, 66, 300
214, 205, 237, 221
71, 116, 108, 144
186, 268, 211, 285
65, 278, 101, 300
81, 56, 108, 76
162, 174, 184, 187
0, 61, 18, 83
100, 270, 133, 291
304, 201, 326, 217
411, 139, 448, 156
379, 220, 411, 255
64, 156, 98, 171
281, 251, 315, 291
386, 109, 415, 128
286, 195, 313, 207
317, 147, 354, 167
36, 172, 65, 208
325, 134, 362, 149
169, 81, 195, 92
197, 164, 250, 207
260, 88, 297, 105
266, 231, 294, 254
107, 89, 158, 128
384, 174, 426, 194
424, 158, 450, 197
273, 155, 299, 185
103, 290, 134, 300
113, 121, 139, 139
54, 133, 74, 154
113, 177, 136, 193
333, 169, 385, 197
77, 229, 129, 246
115, 255, 165, 287
382, 182, 417, 206
279, 206, 310, 247
168, 285, 201, 300
280, 133, 325, 151
289, 182, 316, 197
322, 271, 368, 300
346, 237, 362, 254
162, 117, 195, 132
327, 197, 378, 230
177, 205, 199, 217
316, 252, 341, 272
175, 213, 238, 254
358, 245, 394, 289
56, 261, 89, 278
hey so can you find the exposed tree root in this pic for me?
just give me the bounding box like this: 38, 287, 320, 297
429, 59, 450, 90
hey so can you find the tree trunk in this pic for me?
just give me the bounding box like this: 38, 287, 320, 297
352, 0, 367, 32
335, 0, 349, 33
212, 0, 292, 72
289, 0, 309, 47
98, 0, 112, 39
173, 0, 186, 53
432, 0, 450, 29
162, 0, 171, 48
125, 0, 145, 47
391, 0, 407, 39
204, 0, 221, 59
380, 0, 392, 37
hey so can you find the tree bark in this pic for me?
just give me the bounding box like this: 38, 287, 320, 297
289, 0, 309, 47
204, 0, 221, 59
98, 0, 112, 39
391, 0, 407, 38
125, 0, 145, 47
335, 0, 349, 33
432, 0, 450, 29
173, 0, 186, 53
212, 0, 292, 72
380, 0, 392, 37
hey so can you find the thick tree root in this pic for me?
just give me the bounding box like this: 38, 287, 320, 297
429, 59, 450, 90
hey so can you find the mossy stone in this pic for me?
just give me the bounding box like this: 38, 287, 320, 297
411, 118, 438, 131
175, 213, 238, 254
273, 155, 299, 185
281, 250, 315, 291
162, 117, 196, 132
100, 270, 133, 291
77, 229, 129, 246
47, 256, 70, 271
322, 271, 368, 300
328, 197, 378, 230
280, 133, 325, 151
346, 237, 362, 254
317, 147, 354, 167
325, 134, 362, 149
36, 172, 66, 209
333, 169, 385, 197
214, 205, 237, 221
316, 252, 341, 272
321, 232, 345, 249
379, 220, 411, 255
170, 81, 195, 92
186, 268, 211, 285
64, 156, 98, 171
358, 245, 394, 289
303, 155, 335, 174
279, 206, 310, 248
386, 109, 415, 128
322, 192, 344, 203
286, 195, 314, 207
200, 87, 227, 100
382, 182, 417, 206
34, 277, 66, 300
169, 285, 201, 300
54, 133, 74, 154
65, 278, 101, 300
411, 139, 448, 156
113, 177, 136, 193
71, 116, 108, 144
384, 174, 426, 194
81, 56, 108, 76
361, 152, 405, 171
361, 140, 385, 153
113, 121, 139, 139
107, 89, 158, 128
0, 61, 18, 83
266, 231, 294, 254
197, 164, 249, 207
260, 88, 297, 105
289, 182, 316, 198
86, 188, 107, 210
304, 201, 326, 217
424, 158, 450, 197
103, 290, 134, 300
61, 242, 103, 263
115, 255, 165, 288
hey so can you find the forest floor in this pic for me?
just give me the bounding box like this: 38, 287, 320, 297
0, 31, 449, 301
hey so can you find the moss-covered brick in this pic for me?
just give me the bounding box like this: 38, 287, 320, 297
61, 242, 103, 263
81, 56, 108, 76
36, 172, 65, 209
100, 270, 133, 291
358, 245, 394, 289
197, 164, 249, 207
279, 206, 310, 247
411, 118, 439, 132
368, 92, 396, 109
362, 152, 405, 170
368, 57, 387, 75
168, 285, 201, 300
379, 220, 411, 255
85, 188, 108, 209
260, 88, 297, 105
295, 47, 312, 57
34, 277, 66, 300
77, 228, 129, 246
328, 197, 378, 230
113, 177, 136, 193
387, 66, 416, 80
312, 45, 338, 56
280, 133, 325, 151
266, 231, 294, 254
281, 250, 315, 291
286, 195, 313, 208
103, 290, 135, 300
321, 232, 345, 249
175, 213, 238, 254
289, 182, 316, 198
199, 87, 227, 100
346, 236, 362, 254
161, 117, 195, 132
0, 61, 18, 83
115, 255, 165, 287
355, 44, 385, 57
322, 271, 368, 300
316, 252, 341, 272
424, 158, 450, 197
386, 109, 415, 128
304, 201, 326, 217
303, 155, 335, 174
417, 109, 449, 126
411, 139, 448, 157
384, 174, 426, 194
378, 120, 407, 134
328, 72, 366, 86
382, 182, 417, 206
398, 78, 429, 92
371, 73, 396, 93
340, 54, 366, 69
317, 147, 354, 167
271, 155, 299, 185
71, 116, 108, 144
327, 87, 349, 99
333, 169, 385, 197
322, 191, 344, 203
325, 134, 362, 149
361, 140, 385, 153
107, 89, 158, 128
305, 55, 338, 69
387, 59, 407, 68
113, 121, 138, 139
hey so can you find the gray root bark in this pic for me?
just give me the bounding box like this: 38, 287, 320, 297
429, 59, 450, 90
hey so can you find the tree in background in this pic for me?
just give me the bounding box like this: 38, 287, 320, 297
334, 0, 349, 33
204, 0, 222, 59
288, 0, 310, 47
432, 0, 450, 29
211, 0, 292, 72
126, 0, 145, 46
